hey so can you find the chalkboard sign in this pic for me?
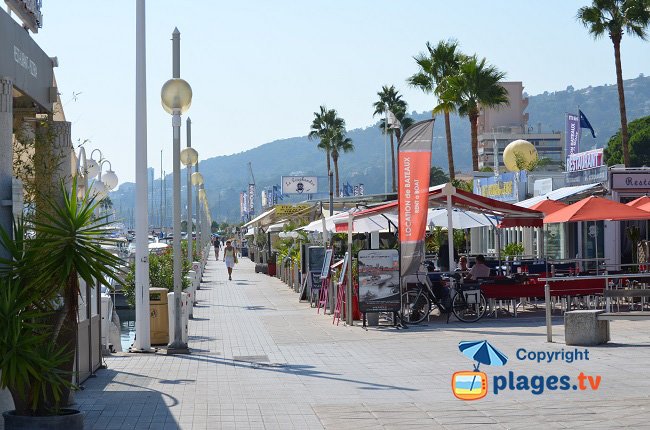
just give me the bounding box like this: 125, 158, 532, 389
320, 249, 333, 280
308, 246, 325, 272
338, 252, 349, 286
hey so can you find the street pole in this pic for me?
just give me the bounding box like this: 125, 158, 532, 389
133, 0, 151, 351
168, 27, 188, 352
160, 150, 163, 228
329, 170, 334, 216
195, 165, 201, 252
384, 104, 388, 195
186, 117, 193, 265
346, 214, 353, 326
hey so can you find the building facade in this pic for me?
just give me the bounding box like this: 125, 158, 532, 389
476, 82, 563, 172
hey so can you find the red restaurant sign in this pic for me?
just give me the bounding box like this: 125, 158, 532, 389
567, 148, 604, 173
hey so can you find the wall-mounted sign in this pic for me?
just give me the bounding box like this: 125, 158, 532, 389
281, 176, 318, 194
533, 178, 553, 197
0, 7, 53, 111
358, 249, 400, 313
611, 172, 650, 192
5, 0, 43, 33
566, 165, 607, 186
473, 171, 526, 203
275, 204, 312, 216
567, 148, 604, 172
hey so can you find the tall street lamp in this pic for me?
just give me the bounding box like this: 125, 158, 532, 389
180, 144, 198, 266
161, 27, 192, 354
191, 171, 204, 251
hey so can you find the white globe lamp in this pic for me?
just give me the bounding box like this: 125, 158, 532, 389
503, 139, 538, 172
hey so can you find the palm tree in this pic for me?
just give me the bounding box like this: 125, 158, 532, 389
393, 107, 415, 143
330, 130, 354, 196
372, 85, 413, 192
408, 40, 465, 180
578, 0, 650, 167
442, 56, 509, 171
308, 105, 344, 176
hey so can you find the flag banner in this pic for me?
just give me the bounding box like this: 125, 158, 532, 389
272, 185, 281, 203
398, 119, 435, 277
565, 113, 580, 169
261, 190, 268, 208
240, 192, 248, 219
388, 111, 401, 130
579, 109, 596, 139
248, 184, 255, 215
359, 183, 364, 196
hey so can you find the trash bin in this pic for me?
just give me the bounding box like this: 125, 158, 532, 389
150, 288, 169, 345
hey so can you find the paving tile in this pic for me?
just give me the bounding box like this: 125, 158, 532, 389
70, 255, 650, 430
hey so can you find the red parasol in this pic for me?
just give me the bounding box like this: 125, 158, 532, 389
626, 195, 650, 208
528, 199, 568, 216
544, 196, 650, 223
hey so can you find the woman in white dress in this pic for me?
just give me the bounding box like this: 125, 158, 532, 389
223, 240, 237, 280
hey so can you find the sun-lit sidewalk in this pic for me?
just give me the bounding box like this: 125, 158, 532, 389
76, 249, 650, 429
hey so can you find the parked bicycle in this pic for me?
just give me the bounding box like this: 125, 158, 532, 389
400, 261, 487, 324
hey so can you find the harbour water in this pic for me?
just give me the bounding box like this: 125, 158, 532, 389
116, 308, 136, 351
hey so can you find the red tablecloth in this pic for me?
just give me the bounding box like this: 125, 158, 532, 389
479, 275, 607, 299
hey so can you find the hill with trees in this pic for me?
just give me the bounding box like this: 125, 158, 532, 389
110, 75, 650, 223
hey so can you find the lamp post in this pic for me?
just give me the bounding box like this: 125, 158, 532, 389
180, 144, 198, 265
161, 27, 192, 353
133, 0, 151, 352
191, 171, 204, 253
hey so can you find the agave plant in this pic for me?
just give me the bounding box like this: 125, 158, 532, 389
0, 178, 124, 416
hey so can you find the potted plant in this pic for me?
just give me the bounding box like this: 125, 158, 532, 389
1, 180, 124, 429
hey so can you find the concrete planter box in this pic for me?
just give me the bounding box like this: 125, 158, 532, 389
565, 310, 610, 346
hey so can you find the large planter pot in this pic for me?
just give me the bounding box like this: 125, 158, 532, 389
3, 409, 84, 430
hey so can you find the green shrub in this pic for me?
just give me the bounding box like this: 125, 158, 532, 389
123, 248, 191, 308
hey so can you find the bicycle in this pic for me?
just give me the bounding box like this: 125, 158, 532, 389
400, 263, 487, 324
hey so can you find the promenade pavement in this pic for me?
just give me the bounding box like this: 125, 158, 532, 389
76, 250, 650, 429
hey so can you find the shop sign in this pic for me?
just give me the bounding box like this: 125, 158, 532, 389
473, 171, 526, 203
358, 249, 400, 313
567, 148, 604, 172
611, 172, 650, 191
567, 165, 607, 185
281, 176, 318, 194
0, 7, 53, 111
275, 204, 311, 216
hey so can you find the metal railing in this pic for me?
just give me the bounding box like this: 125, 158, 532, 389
540, 263, 650, 342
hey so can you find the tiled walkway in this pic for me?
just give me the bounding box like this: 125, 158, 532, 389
77, 250, 650, 429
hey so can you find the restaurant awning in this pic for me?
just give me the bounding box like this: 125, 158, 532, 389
349, 183, 544, 228
516, 183, 603, 208
242, 208, 276, 228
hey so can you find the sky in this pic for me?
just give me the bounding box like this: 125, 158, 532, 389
22, 0, 650, 185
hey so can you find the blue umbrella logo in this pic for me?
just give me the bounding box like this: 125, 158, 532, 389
458, 340, 508, 393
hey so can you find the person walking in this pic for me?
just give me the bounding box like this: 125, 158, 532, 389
213, 235, 220, 260
223, 240, 237, 280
